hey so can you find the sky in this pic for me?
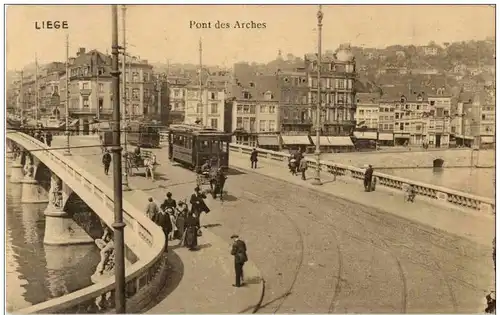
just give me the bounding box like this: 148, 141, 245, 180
5, 4, 495, 71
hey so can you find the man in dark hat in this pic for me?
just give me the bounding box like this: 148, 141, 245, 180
102, 149, 112, 175
230, 234, 248, 287
364, 164, 374, 192
190, 187, 209, 228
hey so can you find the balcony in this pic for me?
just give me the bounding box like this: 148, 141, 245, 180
80, 89, 92, 96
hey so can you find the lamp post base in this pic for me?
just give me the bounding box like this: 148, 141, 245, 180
311, 178, 323, 186
122, 182, 132, 191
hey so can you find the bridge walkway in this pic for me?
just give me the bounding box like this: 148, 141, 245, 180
50, 137, 262, 314
52, 136, 494, 313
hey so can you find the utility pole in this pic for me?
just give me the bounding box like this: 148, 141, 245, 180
199, 38, 204, 126
96, 52, 100, 121
111, 5, 126, 313
312, 5, 323, 186
121, 4, 130, 191
20, 70, 24, 126
64, 35, 71, 156
35, 53, 39, 123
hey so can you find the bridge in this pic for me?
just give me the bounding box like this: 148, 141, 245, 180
6, 132, 495, 313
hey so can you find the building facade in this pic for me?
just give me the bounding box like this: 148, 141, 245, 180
304, 46, 357, 137
58, 48, 155, 132
184, 85, 225, 130
230, 75, 280, 147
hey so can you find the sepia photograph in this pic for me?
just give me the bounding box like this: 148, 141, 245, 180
4, 3, 496, 314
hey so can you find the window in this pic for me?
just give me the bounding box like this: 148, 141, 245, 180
249, 82, 255, 88
174, 90, 180, 97
197, 103, 203, 114
269, 105, 275, 113
259, 120, 266, 132
132, 88, 140, 101
249, 105, 256, 114
359, 110, 364, 115
210, 92, 217, 100
430, 101, 435, 106
482, 114, 486, 120
210, 103, 218, 114
243, 105, 250, 114
144, 73, 149, 82
399, 123, 404, 131
338, 80, 345, 89
269, 121, 276, 131
237, 105, 243, 114
99, 83, 104, 92
260, 105, 267, 113
83, 96, 89, 107
143, 105, 148, 115
199, 140, 210, 152
53, 86, 59, 94
243, 92, 250, 99
82, 82, 90, 90
132, 72, 139, 82
243, 117, 250, 130
98, 98, 103, 110
210, 118, 218, 129
236, 117, 243, 129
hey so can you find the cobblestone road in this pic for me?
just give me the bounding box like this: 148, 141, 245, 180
53, 137, 494, 313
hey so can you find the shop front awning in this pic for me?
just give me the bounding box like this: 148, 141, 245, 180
280, 135, 312, 146
394, 134, 410, 139
353, 131, 378, 140
258, 135, 280, 146
70, 119, 79, 127
378, 133, 394, 141
327, 136, 354, 147
455, 134, 474, 140
310, 136, 334, 146
481, 136, 495, 144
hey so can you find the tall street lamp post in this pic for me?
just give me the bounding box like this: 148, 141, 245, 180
110, 5, 126, 313
312, 5, 323, 186
121, 4, 130, 191
64, 34, 72, 156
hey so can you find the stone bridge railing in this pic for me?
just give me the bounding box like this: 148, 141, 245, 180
7, 131, 167, 314
228, 143, 495, 215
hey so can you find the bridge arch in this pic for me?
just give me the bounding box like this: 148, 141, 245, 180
34, 162, 51, 192
63, 191, 105, 240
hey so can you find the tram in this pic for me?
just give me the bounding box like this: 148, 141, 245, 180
168, 124, 232, 172
127, 121, 161, 148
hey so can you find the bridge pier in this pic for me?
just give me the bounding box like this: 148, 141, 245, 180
20, 156, 48, 204
9, 150, 25, 184
44, 177, 94, 245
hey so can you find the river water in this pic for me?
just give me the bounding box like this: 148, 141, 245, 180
6, 177, 101, 312
320, 149, 495, 198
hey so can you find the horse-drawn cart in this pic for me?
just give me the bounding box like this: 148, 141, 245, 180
124, 150, 158, 180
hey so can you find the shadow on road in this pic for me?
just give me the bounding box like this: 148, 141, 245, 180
141, 250, 185, 313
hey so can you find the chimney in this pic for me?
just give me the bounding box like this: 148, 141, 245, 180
76, 48, 86, 56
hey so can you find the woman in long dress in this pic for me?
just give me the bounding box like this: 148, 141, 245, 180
184, 211, 199, 250
175, 202, 188, 241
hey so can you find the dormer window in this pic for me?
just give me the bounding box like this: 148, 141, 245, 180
264, 91, 273, 101
417, 93, 423, 101
284, 77, 289, 83
249, 82, 255, 88
400, 95, 406, 103
243, 91, 250, 99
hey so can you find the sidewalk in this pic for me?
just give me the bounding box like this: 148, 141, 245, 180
52, 138, 263, 314
229, 153, 495, 247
